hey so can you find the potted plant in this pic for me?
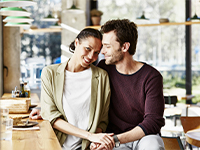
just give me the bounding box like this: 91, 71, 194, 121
90, 9, 103, 25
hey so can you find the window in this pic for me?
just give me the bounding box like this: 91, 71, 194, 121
99, 0, 200, 103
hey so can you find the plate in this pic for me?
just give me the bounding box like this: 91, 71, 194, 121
29, 104, 37, 109
13, 121, 38, 128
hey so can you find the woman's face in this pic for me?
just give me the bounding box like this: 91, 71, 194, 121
74, 36, 102, 68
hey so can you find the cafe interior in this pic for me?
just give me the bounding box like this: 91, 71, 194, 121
0, 0, 200, 149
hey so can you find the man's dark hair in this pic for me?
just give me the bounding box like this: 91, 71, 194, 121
101, 19, 138, 55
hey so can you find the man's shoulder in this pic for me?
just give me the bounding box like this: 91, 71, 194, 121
142, 63, 161, 74
97, 59, 114, 70
91, 63, 108, 76
97, 59, 106, 67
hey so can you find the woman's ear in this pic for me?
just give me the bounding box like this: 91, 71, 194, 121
75, 38, 79, 47
122, 42, 130, 52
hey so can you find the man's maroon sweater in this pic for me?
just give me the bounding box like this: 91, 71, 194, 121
97, 60, 165, 135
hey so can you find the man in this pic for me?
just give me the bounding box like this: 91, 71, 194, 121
90, 19, 165, 150
30, 19, 165, 150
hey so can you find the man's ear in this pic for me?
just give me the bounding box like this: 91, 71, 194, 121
122, 42, 130, 52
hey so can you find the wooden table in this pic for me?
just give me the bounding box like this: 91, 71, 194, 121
186, 129, 200, 147
1, 93, 40, 105
1, 93, 62, 150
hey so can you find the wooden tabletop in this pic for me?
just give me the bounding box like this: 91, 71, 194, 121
1, 93, 40, 103
186, 129, 200, 147
1, 93, 62, 150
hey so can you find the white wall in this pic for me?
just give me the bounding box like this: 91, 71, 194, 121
61, 0, 89, 61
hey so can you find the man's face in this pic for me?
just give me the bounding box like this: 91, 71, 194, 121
101, 31, 123, 65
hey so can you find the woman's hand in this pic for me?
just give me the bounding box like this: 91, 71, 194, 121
29, 108, 42, 120
87, 133, 115, 150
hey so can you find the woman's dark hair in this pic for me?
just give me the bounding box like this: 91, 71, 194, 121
69, 28, 102, 53
101, 19, 138, 55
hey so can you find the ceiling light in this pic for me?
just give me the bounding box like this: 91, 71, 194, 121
0, 7, 31, 16
3, 16, 34, 23
66, 0, 84, 14
0, 0, 36, 7
187, 13, 200, 21
41, 14, 59, 22
137, 11, 149, 20
49, 22, 61, 28
5, 22, 31, 27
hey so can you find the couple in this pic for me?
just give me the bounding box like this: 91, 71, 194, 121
30, 19, 165, 150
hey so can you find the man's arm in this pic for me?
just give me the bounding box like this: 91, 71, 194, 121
90, 126, 145, 150
116, 126, 145, 144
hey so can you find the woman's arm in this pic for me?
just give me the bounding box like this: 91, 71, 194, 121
53, 118, 115, 149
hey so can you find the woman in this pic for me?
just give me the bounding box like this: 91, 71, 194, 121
40, 28, 114, 150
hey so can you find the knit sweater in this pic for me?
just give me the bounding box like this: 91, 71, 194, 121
97, 60, 165, 135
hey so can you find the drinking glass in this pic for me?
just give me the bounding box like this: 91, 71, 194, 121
0, 107, 9, 119
0, 118, 13, 140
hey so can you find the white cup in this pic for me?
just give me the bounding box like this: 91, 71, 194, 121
0, 118, 13, 140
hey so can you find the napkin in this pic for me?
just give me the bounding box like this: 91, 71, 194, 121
12, 126, 40, 130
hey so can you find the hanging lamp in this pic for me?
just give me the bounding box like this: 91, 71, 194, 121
137, 11, 149, 20
3, 16, 34, 23
5, 22, 31, 27
187, 13, 200, 21
67, 0, 84, 14
50, 22, 61, 28
0, 7, 31, 16
187, 0, 200, 21
0, 0, 36, 7
41, 13, 59, 22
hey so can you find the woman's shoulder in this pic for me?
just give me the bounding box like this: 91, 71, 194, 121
43, 63, 60, 72
42, 61, 67, 74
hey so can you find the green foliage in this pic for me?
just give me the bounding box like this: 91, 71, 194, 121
192, 94, 200, 104
162, 71, 200, 103
162, 71, 185, 88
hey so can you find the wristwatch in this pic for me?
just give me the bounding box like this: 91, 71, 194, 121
113, 135, 120, 148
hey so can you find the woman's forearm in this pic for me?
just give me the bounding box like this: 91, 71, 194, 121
53, 118, 115, 148
53, 118, 91, 140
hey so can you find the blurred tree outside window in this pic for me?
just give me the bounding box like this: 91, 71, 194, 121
99, 0, 200, 103
20, 0, 61, 89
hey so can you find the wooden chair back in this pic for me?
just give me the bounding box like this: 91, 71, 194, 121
161, 136, 184, 150
180, 116, 200, 133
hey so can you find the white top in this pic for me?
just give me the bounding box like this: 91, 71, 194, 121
62, 68, 92, 150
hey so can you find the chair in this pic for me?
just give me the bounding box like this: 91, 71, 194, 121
164, 95, 180, 126
161, 136, 184, 150
24, 57, 45, 89
180, 116, 200, 133
164, 95, 178, 106
180, 116, 200, 149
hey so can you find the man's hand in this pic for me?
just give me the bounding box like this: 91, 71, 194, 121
90, 143, 107, 150
29, 108, 42, 120
88, 133, 115, 150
